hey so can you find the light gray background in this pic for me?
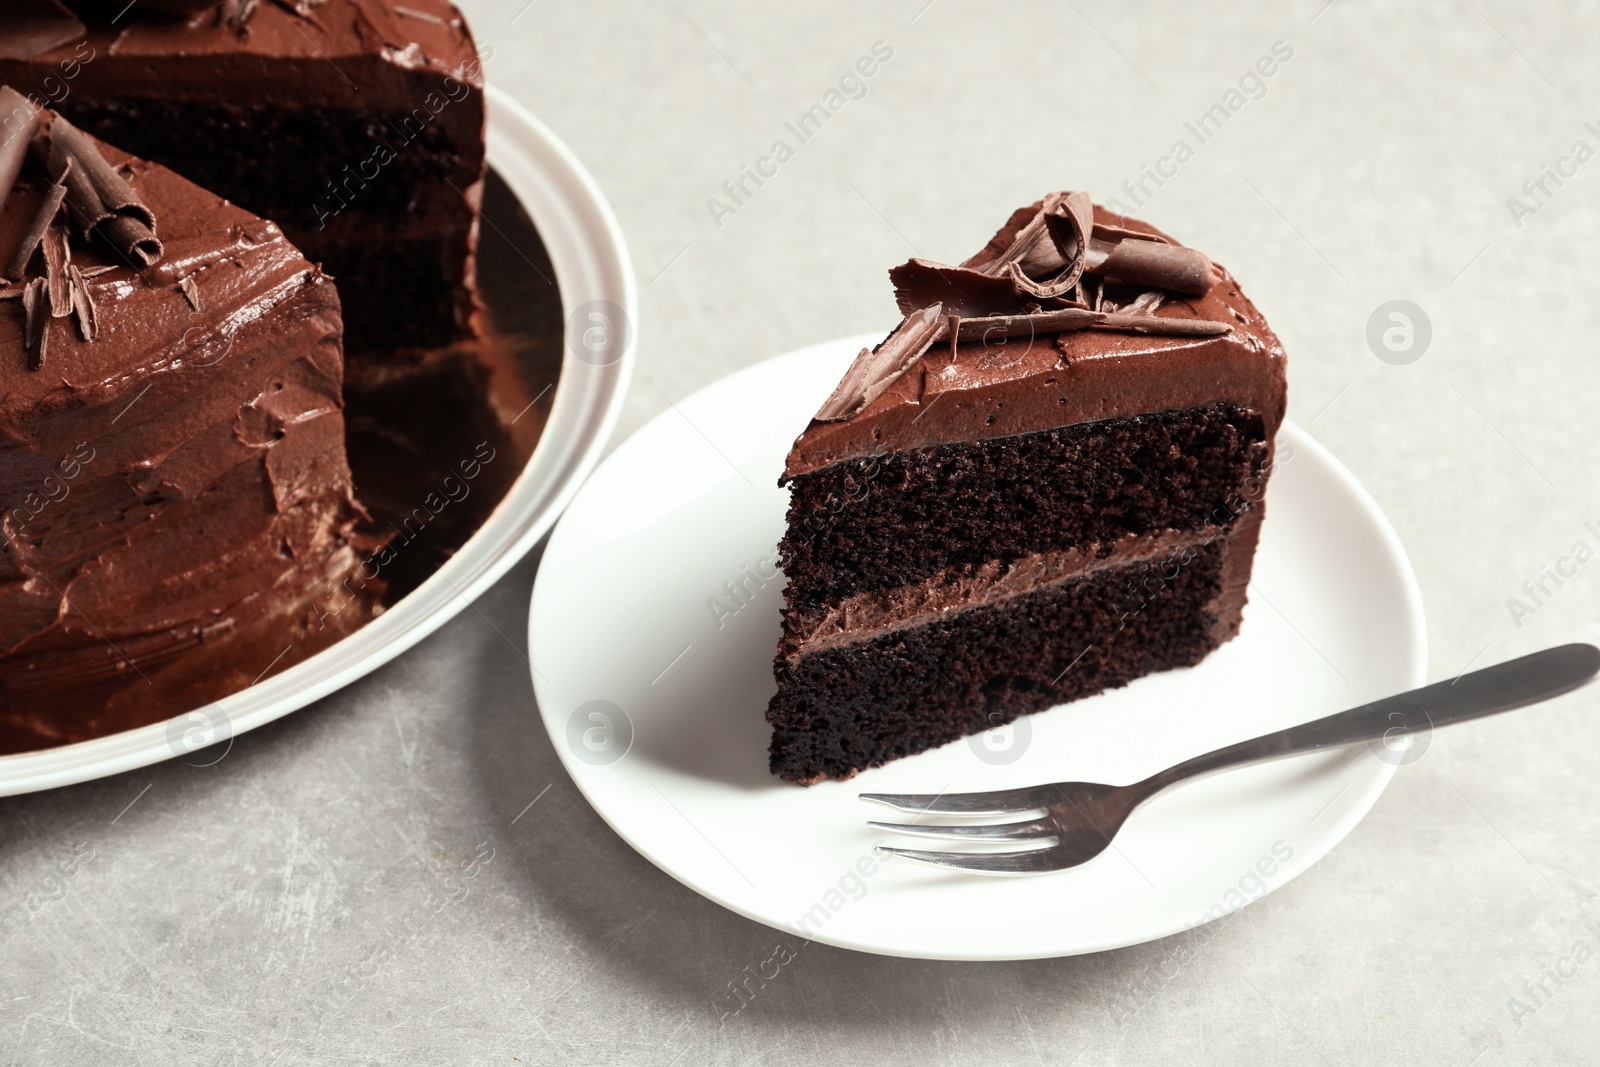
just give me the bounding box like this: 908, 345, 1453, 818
6, 1, 1600, 1063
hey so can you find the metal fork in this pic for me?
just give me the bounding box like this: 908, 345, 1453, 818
863, 643, 1600, 875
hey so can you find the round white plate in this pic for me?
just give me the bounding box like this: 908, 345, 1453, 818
0, 86, 636, 796
531, 335, 1426, 961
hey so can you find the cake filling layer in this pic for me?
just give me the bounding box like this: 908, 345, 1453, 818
785, 526, 1216, 657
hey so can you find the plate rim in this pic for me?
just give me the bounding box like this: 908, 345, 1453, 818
529, 335, 1429, 961
0, 84, 637, 797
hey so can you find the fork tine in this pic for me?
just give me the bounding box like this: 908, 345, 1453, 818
875, 845, 1068, 875
867, 817, 1055, 842
859, 786, 1048, 816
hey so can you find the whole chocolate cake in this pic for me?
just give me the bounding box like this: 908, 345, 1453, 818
768, 193, 1287, 783
0, 0, 488, 356
0, 90, 380, 751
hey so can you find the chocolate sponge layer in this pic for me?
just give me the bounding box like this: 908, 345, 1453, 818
777, 403, 1268, 611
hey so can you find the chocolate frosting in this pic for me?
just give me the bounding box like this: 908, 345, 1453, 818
0, 0, 481, 114
0, 120, 368, 696
784, 199, 1287, 478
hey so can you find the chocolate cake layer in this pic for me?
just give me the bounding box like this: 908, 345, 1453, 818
0, 0, 488, 353
0, 109, 378, 737
780, 403, 1269, 608
769, 526, 1254, 784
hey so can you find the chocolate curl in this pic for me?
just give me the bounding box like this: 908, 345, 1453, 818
0, 2, 86, 62
5, 175, 66, 278
815, 304, 945, 422
1009, 191, 1097, 300
890, 258, 1025, 317
43, 117, 164, 267
1085, 236, 1216, 296
975, 191, 1068, 277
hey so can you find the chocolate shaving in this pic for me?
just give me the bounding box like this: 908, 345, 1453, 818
939, 306, 1107, 342
0, 288, 22, 300
1095, 312, 1231, 337
1123, 289, 1166, 316
1091, 221, 1175, 246
219, 0, 260, 28
394, 4, 446, 23
816, 304, 945, 422
890, 258, 1027, 317
5, 176, 66, 278
270, 0, 330, 15
43, 117, 164, 267
179, 274, 202, 311
68, 263, 94, 340
0, 87, 43, 211
80, 265, 115, 278
891, 191, 1215, 318
970, 192, 1067, 276
0, 2, 86, 63
1086, 237, 1215, 296
22, 276, 48, 368
42, 216, 70, 317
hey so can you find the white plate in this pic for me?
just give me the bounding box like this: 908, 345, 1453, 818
0, 86, 636, 796
530, 335, 1426, 961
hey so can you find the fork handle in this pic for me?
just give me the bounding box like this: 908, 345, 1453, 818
1139, 643, 1600, 795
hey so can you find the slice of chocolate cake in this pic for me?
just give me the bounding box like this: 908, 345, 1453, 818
0, 90, 380, 751
0, 0, 488, 355
768, 192, 1287, 783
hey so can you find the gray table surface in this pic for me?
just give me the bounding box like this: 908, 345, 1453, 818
7, 2, 1600, 1063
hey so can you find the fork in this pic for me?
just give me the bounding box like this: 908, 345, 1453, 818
862, 642, 1600, 875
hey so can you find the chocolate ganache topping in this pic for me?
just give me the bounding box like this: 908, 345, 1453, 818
787, 194, 1288, 477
